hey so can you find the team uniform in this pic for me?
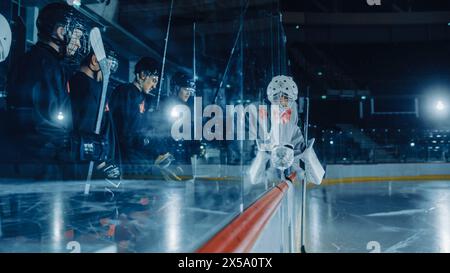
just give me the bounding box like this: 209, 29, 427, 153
248, 76, 306, 188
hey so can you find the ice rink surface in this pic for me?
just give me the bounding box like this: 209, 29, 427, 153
0, 179, 242, 253
2, 177, 449, 253
307, 180, 450, 253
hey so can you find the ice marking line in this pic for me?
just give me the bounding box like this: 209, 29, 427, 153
348, 213, 416, 232
365, 209, 427, 217
23, 201, 43, 213
331, 243, 341, 251
378, 226, 406, 232
384, 231, 424, 253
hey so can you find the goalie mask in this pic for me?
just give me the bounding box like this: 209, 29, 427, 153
267, 75, 298, 111
0, 14, 11, 63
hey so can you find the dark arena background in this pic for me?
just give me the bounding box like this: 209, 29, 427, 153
0, 0, 450, 257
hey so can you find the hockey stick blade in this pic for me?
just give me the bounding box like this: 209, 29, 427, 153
90, 27, 106, 62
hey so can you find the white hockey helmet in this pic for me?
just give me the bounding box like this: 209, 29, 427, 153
0, 14, 12, 63
267, 75, 298, 108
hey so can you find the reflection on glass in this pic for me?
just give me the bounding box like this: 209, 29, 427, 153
165, 191, 181, 252
51, 191, 63, 253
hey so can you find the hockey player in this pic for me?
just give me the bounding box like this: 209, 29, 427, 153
149, 71, 200, 180
108, 56, 160, 176
156, 72, 197, 159
5, 2, 98, 180
248, 75, 306, 188
69, 49, 121, 180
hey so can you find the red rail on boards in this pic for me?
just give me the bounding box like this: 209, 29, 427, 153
196, 182, 289, 253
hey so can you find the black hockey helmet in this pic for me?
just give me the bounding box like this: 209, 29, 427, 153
134, 56, 160, 77
172, 71, 196, 95
37, 2, 89, 62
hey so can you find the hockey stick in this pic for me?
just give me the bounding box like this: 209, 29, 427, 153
84, 27, 111, 195
300, 87, 310, 253
155, 0, 174, 110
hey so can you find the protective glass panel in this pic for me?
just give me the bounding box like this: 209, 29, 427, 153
0, 0, 292, 253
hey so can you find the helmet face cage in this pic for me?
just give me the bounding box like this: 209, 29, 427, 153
175, 80, 196, 97
186, 87, 196, 96
107, 55, 119, 74
63, 14, 90, 65
143, 69, 160, 78
181, 80, 196, 96
271, 92, 295, 109
142, 70, 160, 89
181, 87, 196, 97
105, 48, 119, 74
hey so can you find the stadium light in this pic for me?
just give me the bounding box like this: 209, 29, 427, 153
426, 92, 449, 120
